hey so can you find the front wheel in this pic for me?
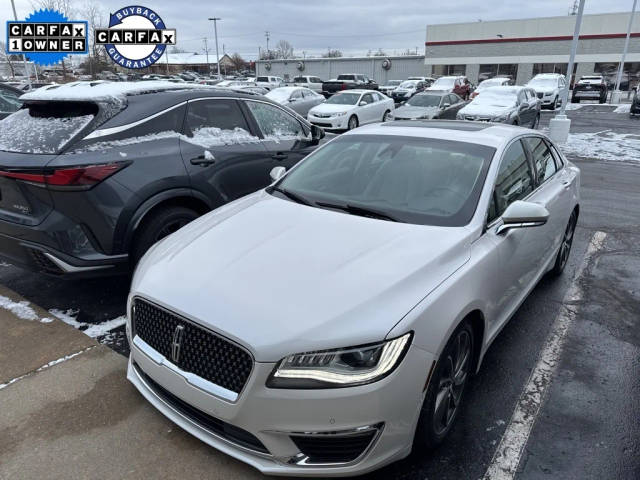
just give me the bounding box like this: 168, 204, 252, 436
382, 110, 391, 122
550, 209, 578, 276
347, 115, 359, 131
552, 96, 560, 110
414, 321, 475, 450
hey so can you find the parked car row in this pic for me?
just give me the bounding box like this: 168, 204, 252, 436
0, 78, 582, 478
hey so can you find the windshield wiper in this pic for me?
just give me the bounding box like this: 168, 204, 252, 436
270, 186, 313, 206
316, 201, 398, 222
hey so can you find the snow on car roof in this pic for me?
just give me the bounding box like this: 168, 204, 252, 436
21, 80, 211, 103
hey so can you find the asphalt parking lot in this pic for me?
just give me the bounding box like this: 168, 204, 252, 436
1, 104, 639, 480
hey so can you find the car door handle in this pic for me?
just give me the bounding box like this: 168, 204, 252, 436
271, 152, 288, 161
190, 155, 215, 166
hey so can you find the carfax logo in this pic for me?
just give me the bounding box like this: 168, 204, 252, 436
5, 9, 88, 66
95, 5, 176, 69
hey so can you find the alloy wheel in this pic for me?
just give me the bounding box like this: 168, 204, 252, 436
433, 329, 471, 435
558, 211, 577, 271
348, 116, 358, 130
382, 110, 390, 122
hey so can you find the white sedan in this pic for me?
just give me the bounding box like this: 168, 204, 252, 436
307, 89, 394, 131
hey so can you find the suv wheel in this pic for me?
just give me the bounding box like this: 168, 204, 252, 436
531, 113, 540, 129
132, 206, 199, 265
347, 115, 359, 131
552, 96, 559, 110
414, 320, 475, 449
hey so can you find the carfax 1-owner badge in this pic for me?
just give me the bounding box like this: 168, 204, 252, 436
95, 5, 176, 69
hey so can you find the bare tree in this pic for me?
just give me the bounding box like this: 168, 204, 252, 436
275, 40, 294, 59
229, 53, 246, 72
322, 49, 343, 58
32, 0, 76, 79
0, 43, 17, 78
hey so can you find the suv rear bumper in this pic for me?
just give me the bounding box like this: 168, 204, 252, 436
0, 213, 128, 277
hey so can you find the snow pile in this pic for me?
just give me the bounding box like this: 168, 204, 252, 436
0, 294, 53, 323
76, 131, 182, 152
21, 80, 211, 103
559, 131, 640, 162
49, 308, 126, 338
614, 104, 631, 113
0, 110, 93, 154
188, 126, 261, 147
564, 103, 583, 111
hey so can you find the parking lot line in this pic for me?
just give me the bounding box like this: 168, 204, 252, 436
483, 231, 607, 480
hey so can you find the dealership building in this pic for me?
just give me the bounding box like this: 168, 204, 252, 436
425, 12, 640, 87
256, 12, 639, 88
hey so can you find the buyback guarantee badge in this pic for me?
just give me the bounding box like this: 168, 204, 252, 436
6, 9, 88, 66
95, 5, 176, 69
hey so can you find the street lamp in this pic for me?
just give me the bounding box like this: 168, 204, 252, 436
612, 0, 638, 102
208, 17, 221, 77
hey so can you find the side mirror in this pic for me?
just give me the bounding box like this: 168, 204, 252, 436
310, 124, 325, 145
270, 166, 287, 182
497, 201, 549, 234
443, 102, 451, 108
359, 101, 367, 106
289, 97, 297, 102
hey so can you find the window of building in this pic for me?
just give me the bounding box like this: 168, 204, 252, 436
478, 64, 518, 82
432, 64, 466, 76
595, 62, 640, 91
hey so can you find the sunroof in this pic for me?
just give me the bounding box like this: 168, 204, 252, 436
382, 120, 492, 131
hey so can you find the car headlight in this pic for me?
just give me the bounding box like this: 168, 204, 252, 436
266, 332, 412, 389
331, 111, 347, 117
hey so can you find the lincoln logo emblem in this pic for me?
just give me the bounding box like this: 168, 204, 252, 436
171, 325, 185, 363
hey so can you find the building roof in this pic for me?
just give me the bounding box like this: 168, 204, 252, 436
157, 52, 234, 66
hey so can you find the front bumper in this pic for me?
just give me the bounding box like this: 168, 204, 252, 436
128, 333, 433, 477
308, 114, 349, 130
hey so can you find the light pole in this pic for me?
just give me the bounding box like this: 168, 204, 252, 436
549, 0, 585, 144
208, 17, 221, 77
612, 0, 638, 103
10, 0, 32, 88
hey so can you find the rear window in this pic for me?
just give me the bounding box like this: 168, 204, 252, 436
257, 77, 269, 82
0, 102, 97, 154
337, 75, 356, 81
293, 77, 307, 83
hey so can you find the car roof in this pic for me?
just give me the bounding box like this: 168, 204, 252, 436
345, 121, 543, 149
482, 85, 525, 94
414, 91, 448, 97
269, 86, 304, 93
533, 73, 563, 78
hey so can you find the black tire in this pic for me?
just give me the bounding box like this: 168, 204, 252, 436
347, 115, 359, 131
512, 118, 519, 126
531, 113, 540, 129
599, 94, 606, 104
414, 320, 475, 450
132, 206, 199, 266
571, 96, 579, 103
382, 110, 391, 122
550, 209, 578, 277
552, 96, 559, 110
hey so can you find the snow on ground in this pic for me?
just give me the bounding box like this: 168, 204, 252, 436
558, 130, 640, 162
0, 294, 53, 322
564, 103, 583, 111
614, 104, 631, 113
49, 308, 126, 338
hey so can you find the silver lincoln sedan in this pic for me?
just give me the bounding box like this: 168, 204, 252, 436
126, 121, 580, 477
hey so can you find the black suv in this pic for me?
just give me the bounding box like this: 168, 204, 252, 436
0, 82, 323, 277
571, 76, 608, 104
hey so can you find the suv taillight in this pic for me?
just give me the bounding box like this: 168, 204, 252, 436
0, 162, 129, 190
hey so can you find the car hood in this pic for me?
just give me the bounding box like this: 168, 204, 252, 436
394, 105, 439, 119
309, 104, 354, 114
459, 102, 514, 117
132, 192, 473, 361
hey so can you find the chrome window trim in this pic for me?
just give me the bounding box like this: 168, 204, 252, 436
83, 101, 187, 140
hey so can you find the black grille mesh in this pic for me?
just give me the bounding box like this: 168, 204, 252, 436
132, 298, 253, 394
291, 430, 377, 463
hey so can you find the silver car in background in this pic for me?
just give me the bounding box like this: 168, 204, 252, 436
266, 86, 326, 116
127, 121, 579, 477
458, 86, 541, 128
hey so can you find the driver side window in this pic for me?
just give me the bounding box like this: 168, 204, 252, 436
488, 140, 535, 224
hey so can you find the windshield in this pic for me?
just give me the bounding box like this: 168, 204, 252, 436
266, 89, 294, 103
293, 77, 307, 82
326, 93, 360, 105
528, 78, 558, 87
337, 75, 356, 81
431, 77, 455, 88
406, 94, 441, 107
0, 102, 96, 154
256, 77, 269, 82
273, 135, 494, 226
399, 81, 418, 88
473, 90, 517, 107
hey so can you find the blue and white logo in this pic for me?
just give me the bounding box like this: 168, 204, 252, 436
95, 5, 176, 69
5, 9, 88, 66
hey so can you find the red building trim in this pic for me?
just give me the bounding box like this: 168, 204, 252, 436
425, 32, 640, 46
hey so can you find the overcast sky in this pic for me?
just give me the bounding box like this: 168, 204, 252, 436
3, 0, 637, 59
